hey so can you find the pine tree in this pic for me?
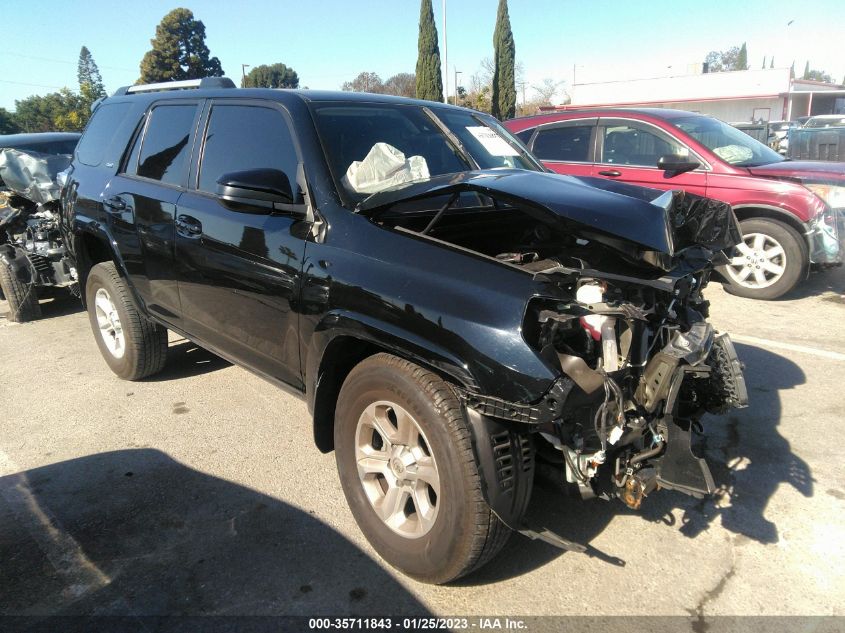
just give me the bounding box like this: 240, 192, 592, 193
491, 0, 516, 120
737, 42, 748, 70
762, 56, 766, 69
803, 61, 811, 79
77, 46, 106, 99
415, 0, 443, 101
770, 57, 775, 68
138, 8, 223, 83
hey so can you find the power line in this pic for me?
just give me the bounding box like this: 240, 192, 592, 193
0, 78, 76, 91
0, 51, 135, 72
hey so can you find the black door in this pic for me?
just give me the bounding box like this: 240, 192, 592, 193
174, 101, 306, 388
107, 102, 202, 325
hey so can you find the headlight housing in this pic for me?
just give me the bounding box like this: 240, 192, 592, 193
805, 183, 845, 210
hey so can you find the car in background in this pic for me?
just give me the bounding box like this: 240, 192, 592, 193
0, 133, 80, 193
505, 108, 843, 300
803, 115, 845, 129
0, 132, 81, 321
766, 120, 794, 155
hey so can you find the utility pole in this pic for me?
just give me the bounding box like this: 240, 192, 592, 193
454, 68, 462, 105
241, 64, 250, 84
442, 0, 448, 103
517, 81, 527, 111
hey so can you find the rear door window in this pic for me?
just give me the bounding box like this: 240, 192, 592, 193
532, 121, 595, 162
135, 104, 198, 186
76, 103, 132, 166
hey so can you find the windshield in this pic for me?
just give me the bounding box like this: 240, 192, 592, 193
674, 115, 783, 167
310, 102, 541, 204
805, 117, 845, 129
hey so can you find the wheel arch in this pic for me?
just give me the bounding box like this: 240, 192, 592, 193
731, 205, 808, 246
308, 318, 480, 454
71, 227, 129, 308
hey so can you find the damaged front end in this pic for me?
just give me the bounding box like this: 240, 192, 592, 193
361, 169, 748, 522
0, 148, 78, 318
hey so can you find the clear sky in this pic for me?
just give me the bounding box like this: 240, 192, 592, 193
1, 0, 843, 111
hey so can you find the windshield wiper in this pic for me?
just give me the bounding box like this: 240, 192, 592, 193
422, 107, 479, 170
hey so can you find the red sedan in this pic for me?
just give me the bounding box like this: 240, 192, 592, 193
505, 108, 843, 300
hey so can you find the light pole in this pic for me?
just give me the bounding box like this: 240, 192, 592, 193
442, 0, 448, 104
241, 64, 250, 85
454, 69, 461, 105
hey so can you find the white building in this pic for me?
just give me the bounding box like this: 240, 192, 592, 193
557, 67, 845, 123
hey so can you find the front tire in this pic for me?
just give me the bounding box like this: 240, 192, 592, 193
85, 262, 168, 380
334, 353, 511, 584
720, 218, 806, 300
0, 260, 40, 322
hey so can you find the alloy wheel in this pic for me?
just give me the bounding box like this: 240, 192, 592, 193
355, 400, 440, 538
725, 232, 787, 289
94, 288, 125, 358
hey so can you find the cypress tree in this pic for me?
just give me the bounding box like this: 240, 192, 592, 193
770, 57, 775, 68
737, 42, 748, 70
415, 0, 443, 102
762, 56, 766, 69
803, 61, 810, 79
139, 8, 223, 83
491, 0, 516, 120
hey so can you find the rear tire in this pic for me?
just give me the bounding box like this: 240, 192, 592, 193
334, 353, 511, 584
720, 218, 806, 300
85, 262, 168, 380
0, 260, 41, 322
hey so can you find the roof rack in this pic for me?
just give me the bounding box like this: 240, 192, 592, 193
112, 77, 236, 97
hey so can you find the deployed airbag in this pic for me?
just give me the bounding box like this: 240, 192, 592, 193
342, 143, 429, 194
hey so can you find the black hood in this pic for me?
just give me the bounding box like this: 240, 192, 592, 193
358, 169, 741, 271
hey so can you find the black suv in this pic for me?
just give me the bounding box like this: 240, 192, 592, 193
62, 78, 747, 584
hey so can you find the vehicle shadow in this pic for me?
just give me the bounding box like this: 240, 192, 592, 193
142, 339, 232, 382
0, 449, 430, 617
456, 343, 811, 585
0, 293, 83, 322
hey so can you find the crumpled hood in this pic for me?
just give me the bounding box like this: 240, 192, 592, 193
747, 160, 845, 183
358, 169, 741, 270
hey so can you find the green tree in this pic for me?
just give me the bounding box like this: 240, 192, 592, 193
803, 61, 810, 79
805, 68, 833, 83
13, 89, 88, 132
138, 8, 223, 83
737, 42, 748, 70
704, 47, 740, 72
770, 57, 774, 68
415, 0, 443, 102
342, 72, 384, 93
491, 0, 516, 120
762, 56, 766, 69
241, 63, 299, 88
77, 46, 106, 99
0, 107, 21, 134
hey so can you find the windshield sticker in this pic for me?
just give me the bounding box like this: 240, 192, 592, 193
466, 126, 520, 157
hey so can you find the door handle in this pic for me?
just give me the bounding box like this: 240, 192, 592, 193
598, 170, 622, 177
176, 214, 202, 238
103, 196, 129, 213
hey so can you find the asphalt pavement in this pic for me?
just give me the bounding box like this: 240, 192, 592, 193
1, 267, 843, 625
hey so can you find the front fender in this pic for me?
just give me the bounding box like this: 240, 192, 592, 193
305, 309, 479, 409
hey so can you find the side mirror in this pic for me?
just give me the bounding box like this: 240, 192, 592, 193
657, 154, 700, 174
216, 168, 304, 214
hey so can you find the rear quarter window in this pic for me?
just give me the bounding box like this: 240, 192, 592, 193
76, 103, 132, 167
